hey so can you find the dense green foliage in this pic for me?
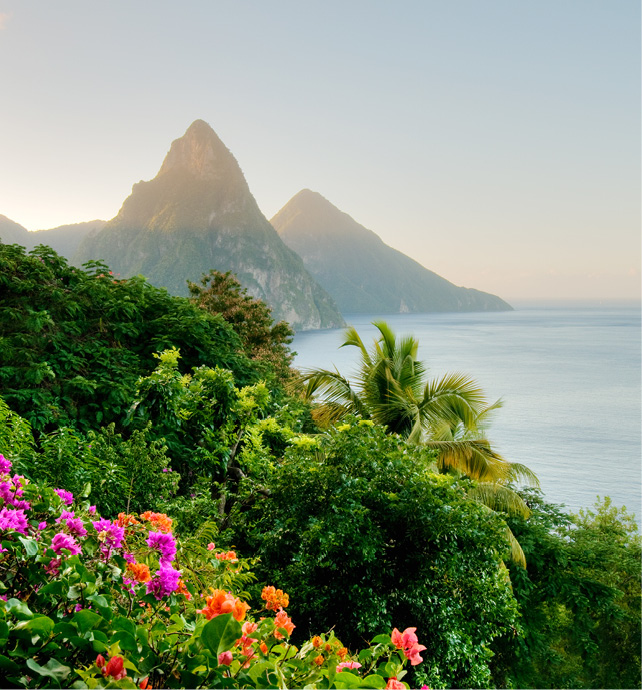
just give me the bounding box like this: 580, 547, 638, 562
492, 491, 642, 689
0, 243, 255, 435
0, 243, 639, 688
230, 421, 521, 689
189, 270, 295, 382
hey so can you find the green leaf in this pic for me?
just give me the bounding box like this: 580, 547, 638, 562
72, 609, 102, 634
22, 615, 55, 637
111, 630, 139, 653
362, 674, 388, 689
18, 536, 39, 556
39, 580, 64, 597
334, 671, 365, 689
113, 616, 136, 637
371, 634, 391, 645
5, 598, 33, 620
0, 654, 20, 673
200, 613, 242, 657
26, 657, 72, 682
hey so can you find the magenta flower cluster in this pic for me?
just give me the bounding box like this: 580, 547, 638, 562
146, 562, 182, 600
54, 489, 74, 506
51, 532, 82, 556
92, 518, 125, 558
0, 454, 11, 475
0, 474, 31, 511
146, 531, 177, 564
0, 507, 28, 535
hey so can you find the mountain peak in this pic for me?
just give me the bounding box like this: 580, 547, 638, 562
158, 119, 238, 181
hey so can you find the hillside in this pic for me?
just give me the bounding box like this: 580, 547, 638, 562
272, 189, 512, 313
30, 220, 107, 257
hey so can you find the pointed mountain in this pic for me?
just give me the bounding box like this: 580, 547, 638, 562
0, 215, 31, 246
74, 121, 344, 330
271, 190, 512, 314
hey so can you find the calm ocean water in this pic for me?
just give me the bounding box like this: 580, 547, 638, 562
292, 306, 642, 525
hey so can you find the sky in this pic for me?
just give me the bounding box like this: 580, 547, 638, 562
0, 1, 639, 303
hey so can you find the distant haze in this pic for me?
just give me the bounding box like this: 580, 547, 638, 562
0, 1, 639, 302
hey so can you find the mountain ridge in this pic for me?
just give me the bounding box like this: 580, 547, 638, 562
271, 189, 512, 314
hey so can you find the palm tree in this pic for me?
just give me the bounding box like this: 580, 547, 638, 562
298, 321, 539, 566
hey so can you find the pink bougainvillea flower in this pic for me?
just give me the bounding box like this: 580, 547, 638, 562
55, 510, 75, 524
146, 530, 177, 564
385, 678, 406, 690
92, 518, 125, 557
37, 521, 47, 531
65, 517, 87, 537
336, 661, 362, 673
207, 542, 215, 550
0, 455, 11, 475
88, 505, 97, 514
44, 557, 62, 577
0, 507, 28, 535
54, 489, 74, 506
218, 651, 233, 666
405, 642, 427, 666
391, 626, 426, 666
51, 532, 81, 555
146, 562, 182, 600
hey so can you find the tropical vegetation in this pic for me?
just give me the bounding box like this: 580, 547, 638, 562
0, 242, 639, 688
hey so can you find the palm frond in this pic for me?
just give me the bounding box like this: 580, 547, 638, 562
504, 462, 540, 488
428, 439, 512, 483
296, 368, 368, 420
505, 525, 527, 568
340, 326, 371, 366
467, 482, 531, 518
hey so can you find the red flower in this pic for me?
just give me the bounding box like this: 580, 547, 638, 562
95, 654, 106, 668
103, 655, 127, 681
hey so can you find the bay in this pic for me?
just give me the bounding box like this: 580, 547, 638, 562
292, 306, 642, 525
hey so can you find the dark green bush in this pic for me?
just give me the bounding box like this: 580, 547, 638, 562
230, 419, 520, 689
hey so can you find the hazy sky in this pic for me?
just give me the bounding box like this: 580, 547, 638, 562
0, 1, 639, 302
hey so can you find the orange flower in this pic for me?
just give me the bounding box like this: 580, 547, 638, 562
261, 585, 290, 611
176, 578, 191, 600
198, 589, 249, 622
117, 513, 140, 528
273, 608, 295, 639
314, 655, 324, 666
215, 551, 238, 562
312, 636, 323, 648
385, 678, 405, 690
324, 643, 332, 652
260, 641, 268, 654
140, 511, 172, 533
126, 562, 151, 583
337, 647, 348, 660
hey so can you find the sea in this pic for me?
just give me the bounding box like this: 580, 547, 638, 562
292, 304, 642, 526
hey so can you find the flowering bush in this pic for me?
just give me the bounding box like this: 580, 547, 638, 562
0, 454, 426, 688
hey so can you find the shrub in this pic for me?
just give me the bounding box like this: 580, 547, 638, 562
230, 420, 520, 689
